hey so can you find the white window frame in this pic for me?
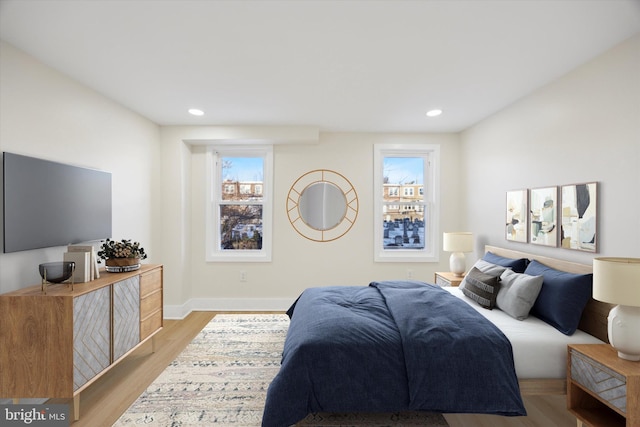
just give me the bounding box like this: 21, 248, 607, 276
206, 145, 273, 262
374, 143, 440, 262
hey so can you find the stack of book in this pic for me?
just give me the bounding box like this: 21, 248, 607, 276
63, 245, 101, 283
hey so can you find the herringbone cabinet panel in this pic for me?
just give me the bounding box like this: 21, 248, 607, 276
571, 351, 627, 413
73, 286, 111, 391
113, 277, 141, 360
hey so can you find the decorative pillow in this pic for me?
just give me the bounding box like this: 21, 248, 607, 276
483, 252, 529, 273
461, 267, 501, 309
525, 260, 593, 335
459, 259, 508, 291
496, 269, 544, 320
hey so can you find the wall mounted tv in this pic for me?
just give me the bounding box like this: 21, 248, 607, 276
3, 152, 112, 253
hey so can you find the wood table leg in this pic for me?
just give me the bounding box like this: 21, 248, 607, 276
73, 394, 80, 421
151, 334, 157, 353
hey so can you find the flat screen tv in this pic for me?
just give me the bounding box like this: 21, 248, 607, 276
2, 152, 112, 253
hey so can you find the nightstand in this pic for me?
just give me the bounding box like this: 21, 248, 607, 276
568, 344, 640, 427
434, 271, 464, 287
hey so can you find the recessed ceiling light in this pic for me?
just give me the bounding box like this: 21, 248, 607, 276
188, 108, 204, 116
426, 109, 443, 117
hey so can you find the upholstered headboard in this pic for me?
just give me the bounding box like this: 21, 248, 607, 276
484, 245, 611, 343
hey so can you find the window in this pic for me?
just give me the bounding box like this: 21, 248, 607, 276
206, 146, 273, 262
374, 144, 440, 262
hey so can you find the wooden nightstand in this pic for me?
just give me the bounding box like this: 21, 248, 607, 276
568, 344, 640, 427
434, 272, 464, 287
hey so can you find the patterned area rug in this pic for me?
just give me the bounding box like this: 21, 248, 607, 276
115, 314, 449, 426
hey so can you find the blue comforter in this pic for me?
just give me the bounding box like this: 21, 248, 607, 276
262, 281, 526, 427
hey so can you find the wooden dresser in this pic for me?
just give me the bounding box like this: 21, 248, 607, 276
0, 264, 163, 420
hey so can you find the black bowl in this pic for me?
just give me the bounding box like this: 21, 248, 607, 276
39, 261, 75, 283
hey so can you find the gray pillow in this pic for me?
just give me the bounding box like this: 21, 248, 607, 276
496, 269, 544, 320
459, 259, 508, 291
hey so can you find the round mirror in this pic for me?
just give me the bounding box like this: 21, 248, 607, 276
299, 182, 347, 230
287, 169, 359, 242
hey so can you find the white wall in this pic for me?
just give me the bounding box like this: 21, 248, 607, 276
460, 34, 640, 264
0, 42, 161, 293
160, 129, 463, 316
4, 32, 636, 314
0, 41, 465, 312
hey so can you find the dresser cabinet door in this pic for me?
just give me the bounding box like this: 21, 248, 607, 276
73, 286, 111, 391
113, 276, 141, 360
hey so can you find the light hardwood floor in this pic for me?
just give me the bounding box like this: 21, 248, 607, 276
68, 311, 216, 427
66, 311, 578, 427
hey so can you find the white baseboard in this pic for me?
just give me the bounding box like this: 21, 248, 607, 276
163, 298, 293, 320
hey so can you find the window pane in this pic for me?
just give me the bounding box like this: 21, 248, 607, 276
382, 156, 425, 250
219, 205, 263, 250
382, 205, 425, 249
221, 157, 264, 201
383, 157, 424, 202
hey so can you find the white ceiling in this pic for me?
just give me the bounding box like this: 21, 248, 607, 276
1, 0, 639, 133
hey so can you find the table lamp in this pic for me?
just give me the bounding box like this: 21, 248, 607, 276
592, 257, 640, 361
443, 232, 473, 277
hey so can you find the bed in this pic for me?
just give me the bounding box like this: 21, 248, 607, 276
262, 246, 611, 427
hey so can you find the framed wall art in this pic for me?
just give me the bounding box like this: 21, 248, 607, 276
529, 186, 558, 247
506, 189, 528, 242
560, 182, 597, 252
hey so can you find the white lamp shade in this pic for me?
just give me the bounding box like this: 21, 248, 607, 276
593, 257, 640, 306
443, 232, 473, 253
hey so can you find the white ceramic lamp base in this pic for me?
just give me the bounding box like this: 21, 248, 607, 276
449, 252, 466, 277
608, 305, 640, 361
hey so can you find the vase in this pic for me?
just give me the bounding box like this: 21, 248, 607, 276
105, 258, 140, 272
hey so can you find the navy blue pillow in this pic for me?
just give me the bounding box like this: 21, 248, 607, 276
482, 252, 529, 273
525, 260, 593, 335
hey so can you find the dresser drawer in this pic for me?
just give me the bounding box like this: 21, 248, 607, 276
140, 269, 162, 297
140, 309, 162, 341
434, 272, 463, 287
435, 275, 450, 287
570, 349, 627, 413
140, 289, 162, 318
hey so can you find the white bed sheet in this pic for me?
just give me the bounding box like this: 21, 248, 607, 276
443, 287, 603, 379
